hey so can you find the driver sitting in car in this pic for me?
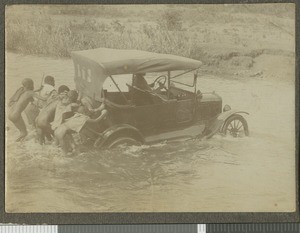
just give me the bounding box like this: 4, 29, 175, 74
131, 73, 152, 105
132, 73, 152, 91
131, 73, 166, 105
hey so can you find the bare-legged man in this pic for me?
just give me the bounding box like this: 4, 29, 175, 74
8, 78, 46, 142
35, 85, 70, 144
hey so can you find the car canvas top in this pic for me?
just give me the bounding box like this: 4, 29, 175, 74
71, 47, 202, 75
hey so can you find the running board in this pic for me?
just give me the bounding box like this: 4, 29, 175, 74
145, 124, 205, 144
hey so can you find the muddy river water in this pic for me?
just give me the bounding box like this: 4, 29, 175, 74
5, 53, 296, 212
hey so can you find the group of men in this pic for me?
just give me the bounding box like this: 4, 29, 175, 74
8, 76, 107, 155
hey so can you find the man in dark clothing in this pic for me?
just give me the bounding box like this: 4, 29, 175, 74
131, 73, 154, 105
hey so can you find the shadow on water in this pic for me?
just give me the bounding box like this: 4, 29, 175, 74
6, 128, 240, 211
55, 139, 216, 191
7, 122, 296, 212
61, 137, 240, 195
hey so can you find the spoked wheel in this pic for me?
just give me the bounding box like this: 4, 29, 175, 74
222, 114, 249, 138
108, 137, 141, 149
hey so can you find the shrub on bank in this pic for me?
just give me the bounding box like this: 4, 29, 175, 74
6, 12, 291, 70
5, 16, 202, 60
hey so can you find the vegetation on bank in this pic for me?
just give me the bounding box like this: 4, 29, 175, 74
6, 5, 294, 75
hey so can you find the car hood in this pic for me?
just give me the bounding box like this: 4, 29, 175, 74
200, 92, 222, 102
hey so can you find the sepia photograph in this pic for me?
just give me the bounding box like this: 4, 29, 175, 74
4, 4, 296, 213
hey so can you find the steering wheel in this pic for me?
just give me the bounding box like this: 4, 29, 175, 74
151, 75, 167, 91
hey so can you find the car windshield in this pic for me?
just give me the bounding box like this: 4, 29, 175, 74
170, 70, 196, 93
171, 70, 195, 86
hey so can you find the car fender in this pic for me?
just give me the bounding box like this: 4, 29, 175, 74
94, 124, 145, 148
204, 110, 249, 139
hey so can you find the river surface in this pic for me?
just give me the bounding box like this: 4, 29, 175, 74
5, 52, 296, 212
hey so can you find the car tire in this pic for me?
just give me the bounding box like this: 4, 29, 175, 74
222, 114, 249, 138
107, 137, 141, 149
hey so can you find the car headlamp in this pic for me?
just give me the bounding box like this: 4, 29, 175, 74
223, 104, 231, 112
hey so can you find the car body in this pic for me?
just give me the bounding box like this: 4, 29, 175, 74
71, 48, 249, 148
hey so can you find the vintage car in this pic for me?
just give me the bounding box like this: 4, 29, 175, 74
71, 48, 249, 148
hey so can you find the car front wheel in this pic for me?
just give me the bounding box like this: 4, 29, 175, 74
222, 114, 249, 138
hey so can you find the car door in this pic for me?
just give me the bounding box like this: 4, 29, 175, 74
132, 100, 177, 136
175, 99, 195, 125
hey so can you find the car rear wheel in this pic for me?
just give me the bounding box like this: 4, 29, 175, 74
222, 114, 249, 138
107, 137, 141, 149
